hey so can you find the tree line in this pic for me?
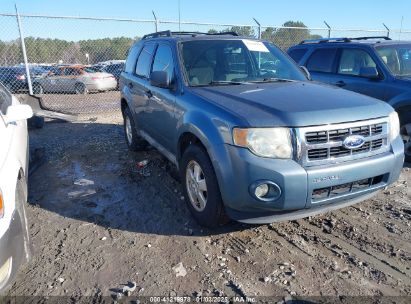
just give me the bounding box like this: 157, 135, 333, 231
0, 21, 321, 66
209, 21, 322, 49
0, 36, 137, 66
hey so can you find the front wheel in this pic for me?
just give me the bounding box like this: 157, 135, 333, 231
75, 83, 88, 95
180, 144, 226, 228
400, 114, 411, 163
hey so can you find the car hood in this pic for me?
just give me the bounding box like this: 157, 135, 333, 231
190, 81, 393, 127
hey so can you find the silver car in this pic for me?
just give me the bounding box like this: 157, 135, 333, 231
32, 65, 117, 94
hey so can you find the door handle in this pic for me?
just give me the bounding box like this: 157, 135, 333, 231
128, 82, 133, 88
145, 90, 153, 98
334, 80, 346, 87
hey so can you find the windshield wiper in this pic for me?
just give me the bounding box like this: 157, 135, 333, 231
250, 78, 293, 83
208, 80, 245, 86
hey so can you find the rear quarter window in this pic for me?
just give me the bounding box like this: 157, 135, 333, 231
288, 48, 308, 63
124, 43, 143, 74
135, 44, 156, 78
306, 48, 337, 73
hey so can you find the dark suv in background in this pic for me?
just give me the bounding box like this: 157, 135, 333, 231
0, 66, 46, 93
288, 37, 411, 161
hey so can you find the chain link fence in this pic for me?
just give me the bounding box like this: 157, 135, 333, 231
0, 12, 410, 115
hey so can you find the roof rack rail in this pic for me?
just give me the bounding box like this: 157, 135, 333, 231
142, 30, 172, 40
299, 36, 392, 44
299, 37, 350, 44
142, 31, 239, 40
349, 36, 392, 41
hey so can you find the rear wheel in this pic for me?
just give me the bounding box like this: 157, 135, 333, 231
123, 107, 147, 151
180, 144, 226, 228
75, 83, 88, 95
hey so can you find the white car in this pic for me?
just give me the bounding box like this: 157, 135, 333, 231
0, 84, 33, 293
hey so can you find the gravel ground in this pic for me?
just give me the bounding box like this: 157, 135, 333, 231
5, 111, 411, 302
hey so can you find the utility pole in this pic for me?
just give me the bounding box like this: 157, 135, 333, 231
324, 21, 331, 38
178, 0, 181, 32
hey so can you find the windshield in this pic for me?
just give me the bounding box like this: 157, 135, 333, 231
180, 39, 306, 86
376, 44, 411, 77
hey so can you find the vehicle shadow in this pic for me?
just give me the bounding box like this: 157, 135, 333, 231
28, 120, 254, 237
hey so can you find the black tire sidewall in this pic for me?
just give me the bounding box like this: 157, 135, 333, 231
180, 144, 225, 228
124, 107, 146, 151
399, 111, 411, 162
33, 83, 43, 94
75, 83, 87, 95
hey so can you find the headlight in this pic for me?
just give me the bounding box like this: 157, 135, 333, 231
389, 111, 400, 141
233, 127, 293, 158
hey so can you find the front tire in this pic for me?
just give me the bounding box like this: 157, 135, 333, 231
400, 112, 411, 163
123, 107, 147, 151
75, 83, 88, 95
180, 144, 226, 228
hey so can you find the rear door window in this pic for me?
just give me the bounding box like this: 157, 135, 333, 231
288, 48, 308, 63
306, 48, 337, 73
135, 44, 156, 78
125, 43, 142, 73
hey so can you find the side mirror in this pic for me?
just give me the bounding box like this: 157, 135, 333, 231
150, 71, 170, 88
300, 66, 312, 81
4, 104, 33, 125
359, 67, 379, 79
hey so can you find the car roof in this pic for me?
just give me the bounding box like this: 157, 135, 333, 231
140, 30, 257, 43
290, 36, 411, 49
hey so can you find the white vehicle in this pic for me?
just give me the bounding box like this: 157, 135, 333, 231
0, 84, 33, 293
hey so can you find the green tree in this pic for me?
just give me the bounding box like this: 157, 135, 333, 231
230, 26, 255, 37
272, 21, 322, 50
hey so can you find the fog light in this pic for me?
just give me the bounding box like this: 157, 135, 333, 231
255, 184, 269, 198
250, 181, 282, 202
0, 257, 12, 287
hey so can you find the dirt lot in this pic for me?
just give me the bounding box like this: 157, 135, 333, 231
6, 111, 411, 302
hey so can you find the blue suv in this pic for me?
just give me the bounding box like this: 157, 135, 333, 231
288, 37, 411, 162
120, 31, 403, 227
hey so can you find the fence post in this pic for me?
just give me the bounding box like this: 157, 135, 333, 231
324, 21, 331, 38
253, 18, 261, 39
382, 23, 390, 38
15, 5, 33, 95
152, 11, 159, 32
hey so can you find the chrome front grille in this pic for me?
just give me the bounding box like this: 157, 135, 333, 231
296, 118, 390, 167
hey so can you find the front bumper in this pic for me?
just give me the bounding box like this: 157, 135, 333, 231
0, 211, 25, 293
211, 136, 404, 224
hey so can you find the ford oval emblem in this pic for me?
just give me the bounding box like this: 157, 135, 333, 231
343, 135, 365, 149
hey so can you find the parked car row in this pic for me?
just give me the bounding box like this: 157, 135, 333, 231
0, 63, 124, 94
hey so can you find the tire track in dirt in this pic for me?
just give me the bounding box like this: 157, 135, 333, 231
338, 208, 411, 251
299, 220, 410, 282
